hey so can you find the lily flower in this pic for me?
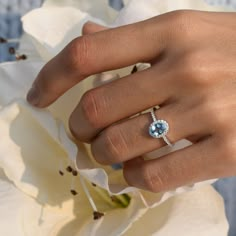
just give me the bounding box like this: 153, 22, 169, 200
0, 0, 231, 235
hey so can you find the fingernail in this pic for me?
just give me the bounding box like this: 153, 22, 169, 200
27, 86, 40, 106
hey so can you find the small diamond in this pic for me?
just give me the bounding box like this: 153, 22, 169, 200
149, 120, 169, 138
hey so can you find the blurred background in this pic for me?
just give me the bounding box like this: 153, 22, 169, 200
0, 0, 42, 62
0, 0, 123, 62
0, 0, 236, 235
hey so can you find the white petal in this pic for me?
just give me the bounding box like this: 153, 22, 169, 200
43, 0, 118, 23
22, 5, 113, 61
0, 61, 44, 108
22, 7, 95, 60
124, 185, 229, 236
0, 168, 73, 236
78, 193, 147, 236
0, 101, 75, 203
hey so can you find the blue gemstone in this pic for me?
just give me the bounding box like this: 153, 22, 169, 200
149, 120, 169, 138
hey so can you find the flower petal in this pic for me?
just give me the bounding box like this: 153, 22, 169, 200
43, 0, 118, 23
77, 193, 147, 236
0, 168, 73, 236
0, 167, 148, 236
22, 6, 110, 61
0, 101, 75, 204
124, 185, 228, 236
0, 61, 44, 108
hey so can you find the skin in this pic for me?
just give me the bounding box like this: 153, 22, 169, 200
27, 10, 236, 193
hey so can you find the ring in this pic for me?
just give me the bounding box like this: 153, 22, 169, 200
149, 108, 173, 146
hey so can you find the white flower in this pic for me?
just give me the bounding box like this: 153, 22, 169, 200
0, 0, 232, 235
0, 165, 228, 235
0, 60, 228, 235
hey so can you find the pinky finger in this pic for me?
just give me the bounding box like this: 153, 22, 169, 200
123, 137, 226, 193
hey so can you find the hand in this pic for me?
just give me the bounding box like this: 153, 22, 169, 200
27, 10, 236, 192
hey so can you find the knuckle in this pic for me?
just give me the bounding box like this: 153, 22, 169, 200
101, 127, 128, 163
82, 22, 91, 35
178, 52, 211, 86
212, 135, 236, 175
204, 103, 228, 130
213, 111, 227, 129
140, 164, 166, 193
219, 136, 236, 164
80, 89, 105, 130
170, 10, 190, 22
66, 36, 92, 76
168, 10, 195, 39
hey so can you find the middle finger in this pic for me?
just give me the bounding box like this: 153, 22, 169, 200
70, 64, 173, 142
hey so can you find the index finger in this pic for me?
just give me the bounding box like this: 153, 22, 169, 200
27, 17, 168, 108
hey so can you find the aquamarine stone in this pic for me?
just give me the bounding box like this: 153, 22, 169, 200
149, 120, 169, 138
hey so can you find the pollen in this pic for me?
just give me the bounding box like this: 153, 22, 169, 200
0, 37, 7, 43
70, 190, 78, 196
93, 211, 104, 220
72, 170, 78, 176
8, 47, 16, 55
66, 166, 73, 172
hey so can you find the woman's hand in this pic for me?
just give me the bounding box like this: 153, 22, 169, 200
27, 10, 236, 192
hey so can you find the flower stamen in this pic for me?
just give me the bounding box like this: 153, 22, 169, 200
93, 211, 105, 220
70, 176, 78, 196
8, 46, 27, 61
79, 176, 97, 211
16, 54, 27, 61
0, 37, 7, 43
8, 47, 16, 55
58, 160, 65, 176
72, 169, 78, 176
0, 37, 27, 61
66, 165, 73, 173
79, 176, 105, 220
0, 37, 20, 44
70, 190, 78, 196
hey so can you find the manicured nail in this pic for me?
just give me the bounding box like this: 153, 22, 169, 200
27, 86, 40, 106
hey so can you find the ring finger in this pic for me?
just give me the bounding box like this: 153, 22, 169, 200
91, 103, 210, 165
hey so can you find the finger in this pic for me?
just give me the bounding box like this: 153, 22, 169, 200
91, 102, 210, 165
69, 65, 172, 142
123, 137, 221, 192
27, 17, 168, 108
82, 21, 108, 35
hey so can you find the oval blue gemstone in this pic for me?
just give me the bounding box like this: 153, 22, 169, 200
149, 120, 169, 138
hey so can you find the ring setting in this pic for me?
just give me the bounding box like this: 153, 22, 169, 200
149, 108, 172, 146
